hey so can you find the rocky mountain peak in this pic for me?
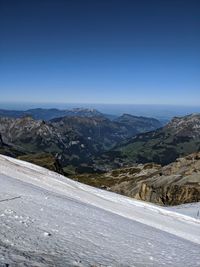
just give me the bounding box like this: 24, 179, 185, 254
165, 113, 200, 137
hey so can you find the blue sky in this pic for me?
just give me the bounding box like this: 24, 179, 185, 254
0, 0, 199, 105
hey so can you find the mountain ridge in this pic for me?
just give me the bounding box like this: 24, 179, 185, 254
0, 113, 161, 172
0, 107, 116, 121
105, 113, 200, 167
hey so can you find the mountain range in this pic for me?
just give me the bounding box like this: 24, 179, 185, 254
0, 109, 161, 173
102, 113, 200, 168
0, 107, 115, 121
0, 109, 200, 206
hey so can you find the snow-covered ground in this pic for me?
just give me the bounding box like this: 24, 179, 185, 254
0, 155, 200, 267
167, 202, 200, 219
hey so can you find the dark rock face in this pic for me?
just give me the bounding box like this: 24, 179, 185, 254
0, 134, 3, 146
18, 153, 64, 175
0, 132, 24, 157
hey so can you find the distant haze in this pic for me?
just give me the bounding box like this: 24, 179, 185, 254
1, 102, 200, 121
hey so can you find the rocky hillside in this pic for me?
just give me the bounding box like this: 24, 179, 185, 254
0, 133, 23, 158
1, 113, 200, 206
74, 152, 200, 206
0, 116, 62, 153
0, 114, 161, 172
50, 114, 160, 150
115, 113, 161, 132
108, 113, 200, 166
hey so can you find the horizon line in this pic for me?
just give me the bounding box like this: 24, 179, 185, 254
1, 101, 200, 107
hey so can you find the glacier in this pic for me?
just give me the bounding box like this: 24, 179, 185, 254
0, 155, 200, 266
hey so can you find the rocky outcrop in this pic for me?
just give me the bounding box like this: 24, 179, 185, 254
111, 153, 200, 205
137, 182, 200, 205
74, 153, 200, 206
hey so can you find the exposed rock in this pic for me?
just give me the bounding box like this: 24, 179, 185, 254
112, 153, 200, 205
0, 114, 161, 171
74, 152, 200, 206
0, 134, 3, 146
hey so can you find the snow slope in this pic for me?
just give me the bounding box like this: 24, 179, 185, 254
0, 155, 200, 267
167, 202, 200, 219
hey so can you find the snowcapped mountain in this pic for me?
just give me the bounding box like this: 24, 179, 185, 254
0, 155, 200, 266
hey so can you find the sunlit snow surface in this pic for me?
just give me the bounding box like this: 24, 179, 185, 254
0, 155, 200, 267
167, 202, 200, 219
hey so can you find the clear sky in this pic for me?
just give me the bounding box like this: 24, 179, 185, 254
0, 0, 199, 105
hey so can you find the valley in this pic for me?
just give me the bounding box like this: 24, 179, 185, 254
0, 108, 200, 207
0, 108, 161, 173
